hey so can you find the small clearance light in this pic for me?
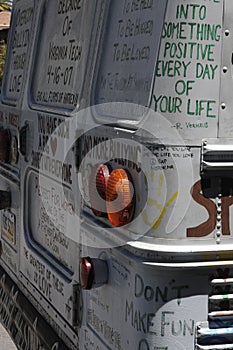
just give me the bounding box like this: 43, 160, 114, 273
89, 164, 110, 217
80, 257, 108, 290
106, 169, 135, 227
80, 257, 94, 290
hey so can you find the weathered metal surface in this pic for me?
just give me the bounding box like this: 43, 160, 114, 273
31, 0, 101, 111
2, 1, 233, 350
0, 323, 17, 350
0, 265, 69, 350
94, 0, 167, 121
2, 0, 35, 103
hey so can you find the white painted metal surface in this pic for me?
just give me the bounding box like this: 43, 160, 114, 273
0, 323, 17, 350
1, 1, 233, 350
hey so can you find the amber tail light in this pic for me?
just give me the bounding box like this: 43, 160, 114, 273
89, 164, 135, 227
106, 169, 135, 227
89, 164, 110, 217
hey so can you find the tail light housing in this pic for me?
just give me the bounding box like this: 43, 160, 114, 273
89, 165, 135, 227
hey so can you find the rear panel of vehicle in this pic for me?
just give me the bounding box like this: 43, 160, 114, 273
1, 1, 233, 350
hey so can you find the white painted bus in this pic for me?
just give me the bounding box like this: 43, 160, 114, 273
0, 0, 232, 349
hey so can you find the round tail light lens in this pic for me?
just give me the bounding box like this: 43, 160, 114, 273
106, 169, 135, 227
89, 164, 110, 217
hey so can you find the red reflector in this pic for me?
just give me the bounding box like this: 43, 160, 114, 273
106, 169, 135, 227
80, 257, 94, 290
89, 164, 110, 217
